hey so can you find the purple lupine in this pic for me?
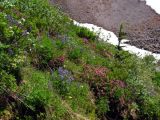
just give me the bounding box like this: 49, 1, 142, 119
8, 48, 14, 55
83, 37, 89, 44
6, 15, 19, 25
6, 15, 23, 29
58, 67, 74, 83
57, 35, 69, 44
61, 35, 69, 44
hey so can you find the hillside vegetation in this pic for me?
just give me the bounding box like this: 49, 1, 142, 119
0, 0, 160, 119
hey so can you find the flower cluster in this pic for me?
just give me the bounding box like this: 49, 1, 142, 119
94, 67, 108, 78
58, 56, 65, 63
49, 56, 65, 69
58, 67, 74, 83
109, 80, 127, 102
61, 35, 69, 44
110, 80, 126, 88
6, 15, 19, 26
109, 80, 127, 111
56, 35, 69, 44
82, 37, 89, 44
83, 65, 109, 79
7, 48, 14, 55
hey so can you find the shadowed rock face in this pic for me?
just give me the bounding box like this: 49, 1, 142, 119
50, 0, 160, 53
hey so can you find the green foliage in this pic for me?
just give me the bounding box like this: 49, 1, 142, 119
15, 0, 70, 34
140, 96, 160, 118
154, 72, 160, 86
117, 23, 126, 50
0, 70, 16, 93
75, 26, 97, 41
20, 67, 52, 110
34, 36, 54, 66
64, 60, 83, 74
96, 97, 109, 115
50, 70, 95, 117
51, 71, 69, 97
19, 67, 69, 119
68, 47, 83, 60
66, 83, 95, 115
118, 23, 126, 40
55, 39, 65, 49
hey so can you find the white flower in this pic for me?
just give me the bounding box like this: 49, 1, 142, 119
81, 85, 84, 88
26, 32, 30, 35
9, 26, 13, 29
18, 21, 22, 24
21, 18, 25, 22
69, 96, 72, 99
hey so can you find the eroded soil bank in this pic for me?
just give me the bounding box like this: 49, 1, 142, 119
50, 0, 160, 53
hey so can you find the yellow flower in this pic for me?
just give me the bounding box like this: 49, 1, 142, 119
81, 85, 84, 88
68, 96, 72, 99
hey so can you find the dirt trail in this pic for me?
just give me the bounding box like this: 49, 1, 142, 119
50, 0, 160, 53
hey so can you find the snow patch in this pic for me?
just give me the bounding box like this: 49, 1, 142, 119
74, 20, 160, 60
145, 0, 160, 14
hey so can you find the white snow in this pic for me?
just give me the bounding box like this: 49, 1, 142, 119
145, 0, 160, 14
73, 21, 160, 60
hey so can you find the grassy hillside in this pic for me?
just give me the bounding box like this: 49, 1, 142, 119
0, 0, 160, 119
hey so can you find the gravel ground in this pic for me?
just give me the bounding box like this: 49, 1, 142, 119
50, 0, 160, 53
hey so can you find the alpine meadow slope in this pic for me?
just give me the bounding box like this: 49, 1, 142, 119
0, 0, 160, 120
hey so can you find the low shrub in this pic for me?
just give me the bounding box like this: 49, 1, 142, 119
0, 70, 16, 93
20, 67, 52, 111
19, 67, 68, 119
49, 56, 65, 69
66, 82, 95, 116
75, 26, 97, 41
154, 72, 160, 86
68, 47, 83, 61
96, 97, 109, 116
33, 36, 54, 68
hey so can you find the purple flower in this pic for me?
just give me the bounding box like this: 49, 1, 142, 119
8, 48, 14, 55
6, 15, 23, 28
62, 35, 69, 44
57, 35, 69, 44
83, 37, 89, 43
6, 15, 18, 25
58, 67, 74, 83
